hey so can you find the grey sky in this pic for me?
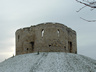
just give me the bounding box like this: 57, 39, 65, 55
0, 0, 96, 62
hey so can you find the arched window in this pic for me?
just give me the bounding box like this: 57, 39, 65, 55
41, 29, 44, 37
57, 29, 60, 37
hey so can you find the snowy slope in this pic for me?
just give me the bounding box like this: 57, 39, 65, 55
0, 52, 96, 72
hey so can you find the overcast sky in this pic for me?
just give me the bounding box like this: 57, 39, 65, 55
0, 0, 96, 62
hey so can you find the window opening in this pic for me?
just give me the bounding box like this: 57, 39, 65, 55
18, 35, 20, 41
27, 48, 28, 51
41, 29, 44, 37
57, 29, 60, 37
68, 41, 72, 53
64, 46, 66, 49
30, 42, 34, 51
49, 45, 51, 47
64, 46, 66, 48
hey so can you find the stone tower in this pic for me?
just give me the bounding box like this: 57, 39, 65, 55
15, 22, 77, 55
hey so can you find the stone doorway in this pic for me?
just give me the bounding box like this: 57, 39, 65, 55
68, 41, 72, 53
30, 42, 34, 51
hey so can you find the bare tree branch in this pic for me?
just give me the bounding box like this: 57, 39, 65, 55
76, 6, 86, 12
76, 0, 96, 8
80, 17, 96, 22
76, 0, 96, 22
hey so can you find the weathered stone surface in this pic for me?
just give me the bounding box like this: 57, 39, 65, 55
15, 22, 77, 55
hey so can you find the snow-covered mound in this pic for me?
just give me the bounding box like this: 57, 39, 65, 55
0, 52, 96, 72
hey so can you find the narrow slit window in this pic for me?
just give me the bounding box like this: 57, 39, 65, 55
27, 48, 28, 51
64, 46, 66, 51
57, 29, 60, 37
41, 29, 44, 37
18, 35, 20, 41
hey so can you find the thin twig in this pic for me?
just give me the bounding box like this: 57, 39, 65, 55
76, 6, 86, 12
80, 17, 96, 22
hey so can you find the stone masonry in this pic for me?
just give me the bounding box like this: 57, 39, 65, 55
16, 22, 77, 55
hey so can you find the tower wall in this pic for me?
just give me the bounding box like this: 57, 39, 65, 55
16, 23, 77, 55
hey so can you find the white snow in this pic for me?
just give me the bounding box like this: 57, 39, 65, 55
0, 52, 96, 72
